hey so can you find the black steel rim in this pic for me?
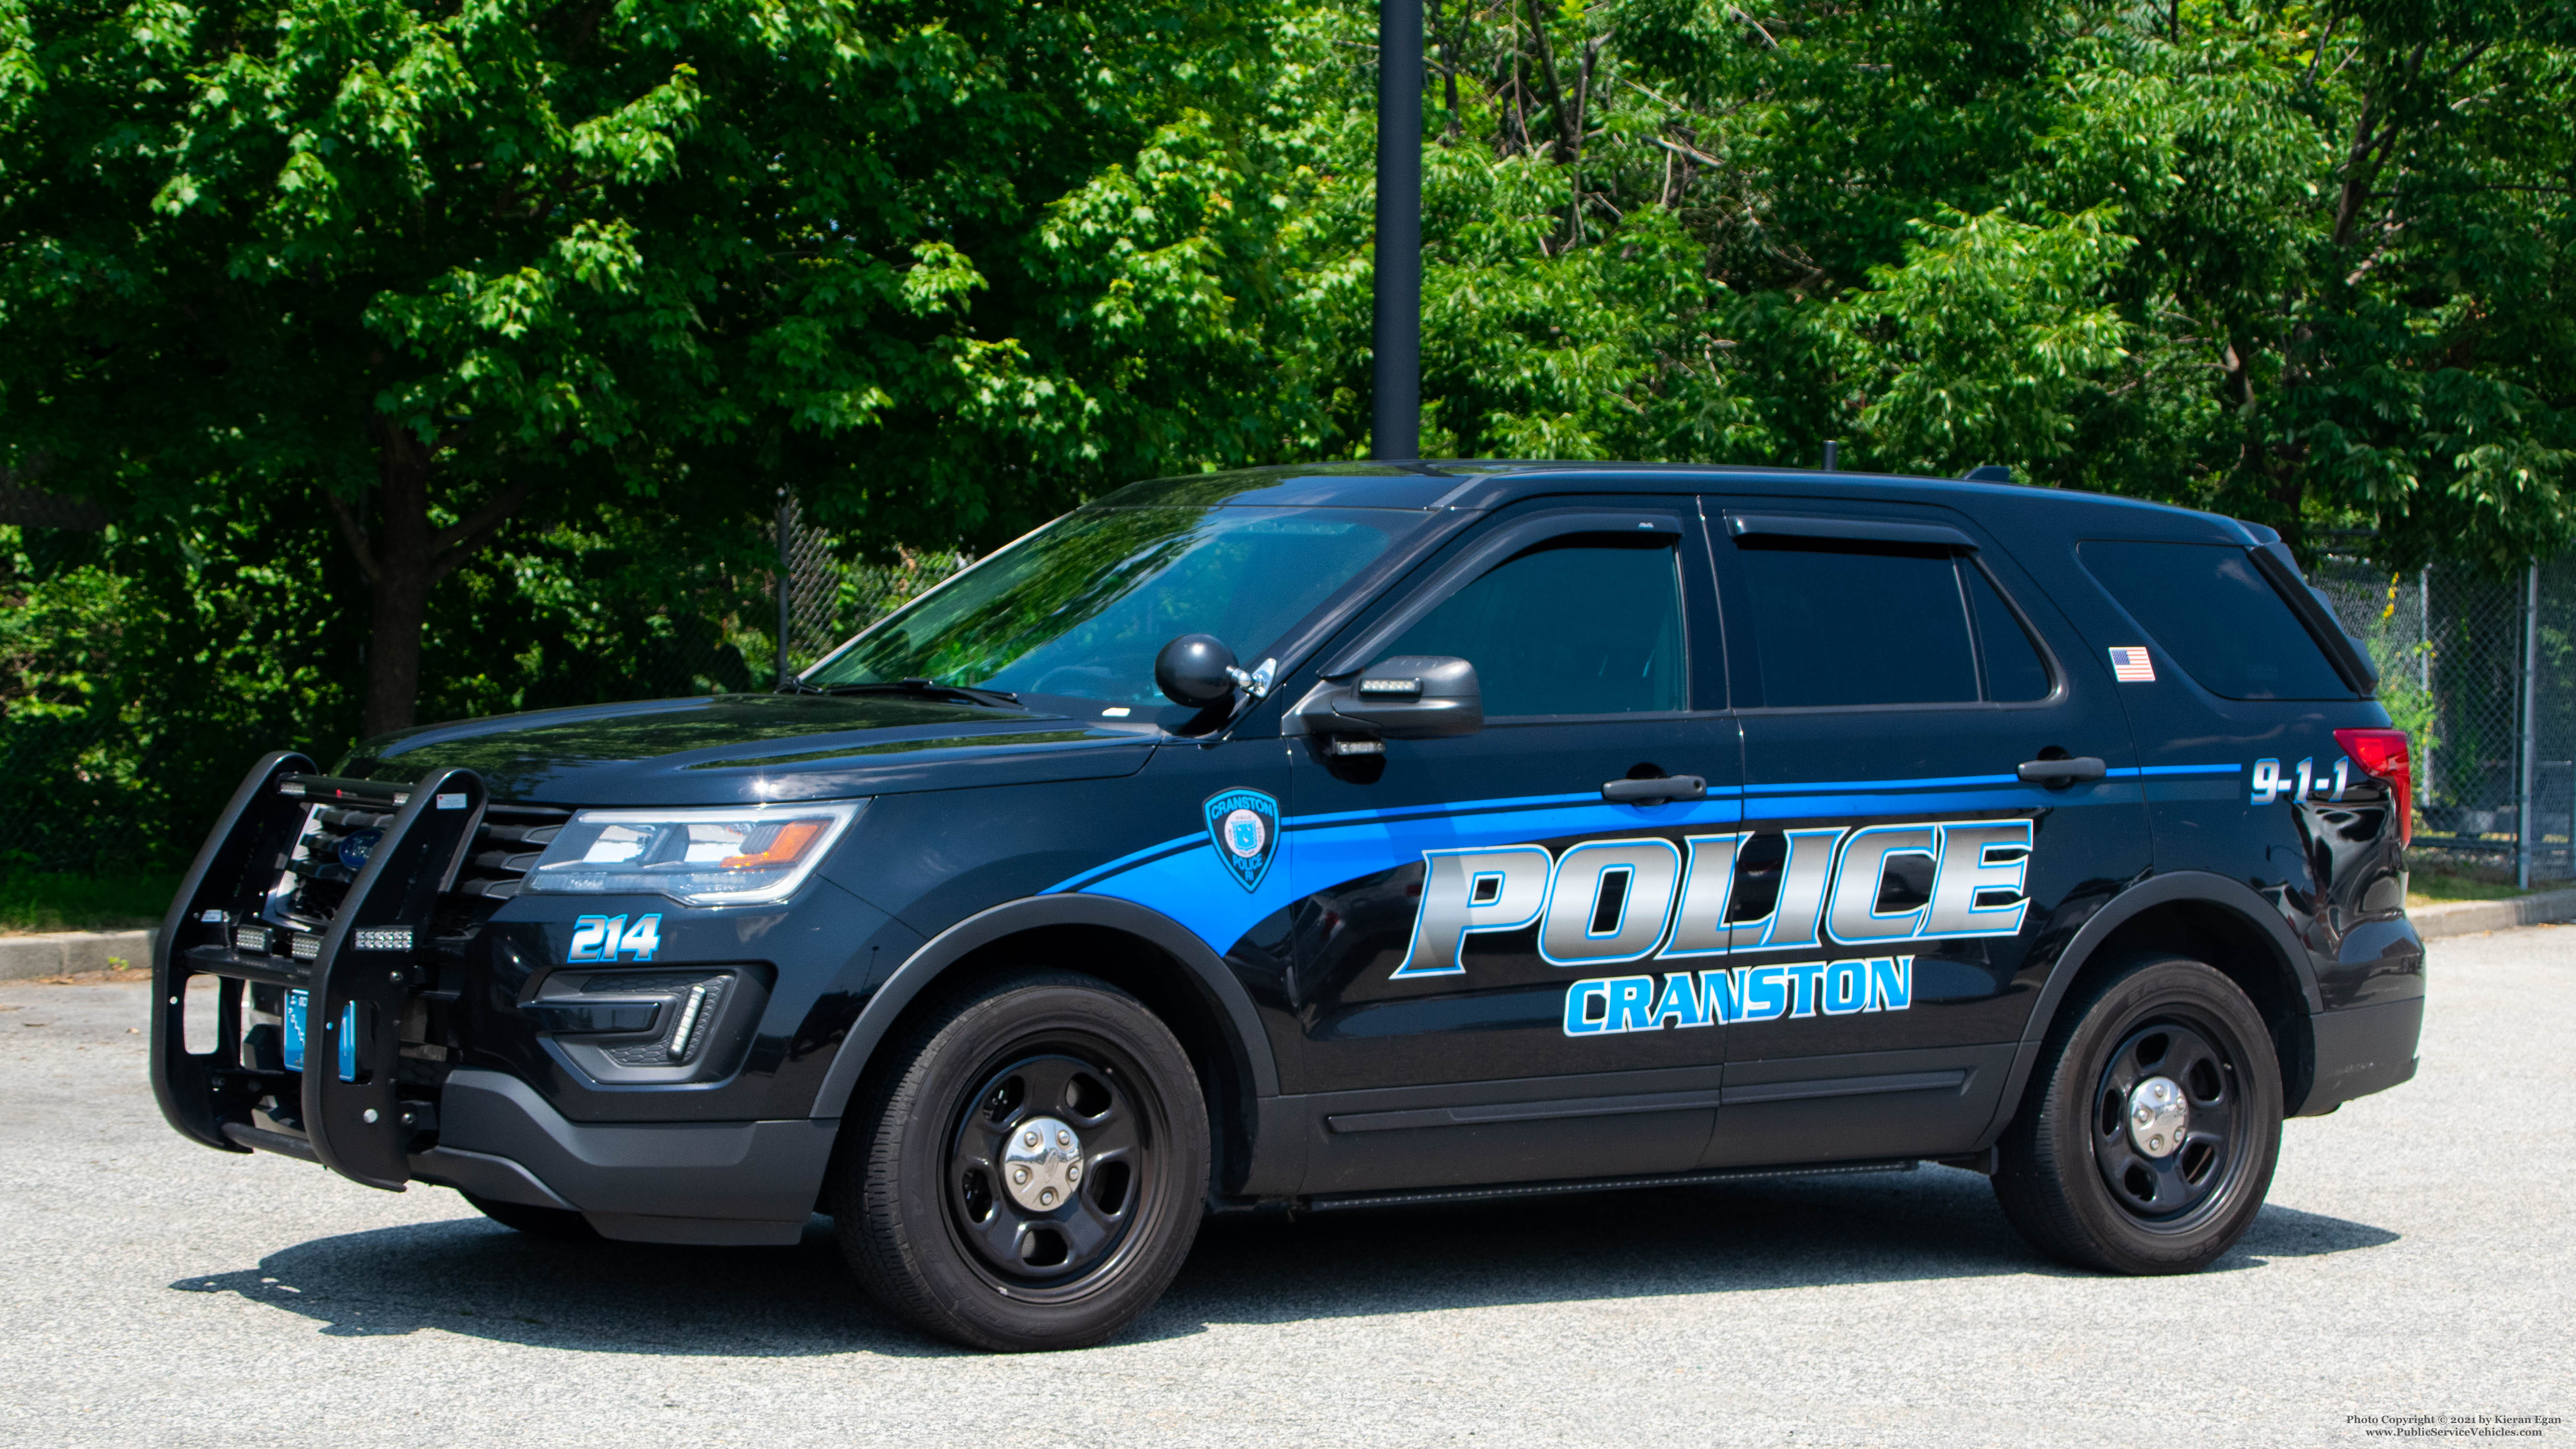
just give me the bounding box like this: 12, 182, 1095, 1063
942, 1037, 1160, 1303
2089, 1012, 2249, 1229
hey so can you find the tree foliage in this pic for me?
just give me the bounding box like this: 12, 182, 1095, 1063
1266, 0, 2576, 567
3, 0, 2575, 867
0, 0, 1241, 733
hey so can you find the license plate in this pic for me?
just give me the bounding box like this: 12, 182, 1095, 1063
282, 989, 357, 1080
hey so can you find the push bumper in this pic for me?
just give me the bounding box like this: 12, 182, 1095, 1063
151, 753, 489, 1190
156, 753, 837, 1244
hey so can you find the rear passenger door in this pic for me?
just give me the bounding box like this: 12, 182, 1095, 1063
1702, 502, 2151, 1167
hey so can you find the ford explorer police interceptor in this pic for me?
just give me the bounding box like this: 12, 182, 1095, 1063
153, 461, 2423, 1351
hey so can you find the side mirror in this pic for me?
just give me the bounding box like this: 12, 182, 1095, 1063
1291, 655, 1483, 742
1155, 634, 1239, 707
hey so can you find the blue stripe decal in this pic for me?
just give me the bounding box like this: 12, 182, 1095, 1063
1744, 771, 2018, 794
1057, 794, 1750, 956
1744, 783, 2144, 820
1286, 789, 1614, 827
1046, 830, 1204, 895
1281, 790, 1747, 836
1044, 763, 2238, 950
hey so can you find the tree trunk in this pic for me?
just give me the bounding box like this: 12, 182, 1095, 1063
359, 422, 435, 740
326, 419, 535, 742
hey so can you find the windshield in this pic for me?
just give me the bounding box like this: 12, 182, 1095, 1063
805, 506, 1420, 707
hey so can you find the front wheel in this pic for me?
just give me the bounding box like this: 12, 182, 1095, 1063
833, 972, 1209, 1351
1993, 955, 2283, 1274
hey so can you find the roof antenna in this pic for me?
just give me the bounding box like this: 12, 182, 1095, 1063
1371, 0, 1422, 462
1821, 440, 1839, 471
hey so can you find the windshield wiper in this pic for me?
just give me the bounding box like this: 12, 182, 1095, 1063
780, 677, 1024, 710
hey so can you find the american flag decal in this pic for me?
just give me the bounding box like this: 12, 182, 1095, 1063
2108, 646, 2156, 683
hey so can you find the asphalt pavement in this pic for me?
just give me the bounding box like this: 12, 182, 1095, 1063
0, 929, 2568, 1448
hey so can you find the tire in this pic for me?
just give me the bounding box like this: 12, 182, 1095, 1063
1993, 955, 2283, 1274
833, 971, 1210, 1351
462, 1191, 599, 1240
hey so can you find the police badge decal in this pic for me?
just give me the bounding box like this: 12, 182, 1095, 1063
1202, 789, 1281, 893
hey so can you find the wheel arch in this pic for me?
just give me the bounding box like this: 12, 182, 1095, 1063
1989, 871, 2325, 1136
807, 895, 1281, 1194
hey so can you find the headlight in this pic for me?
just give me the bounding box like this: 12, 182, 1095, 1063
523, 802, 864, 906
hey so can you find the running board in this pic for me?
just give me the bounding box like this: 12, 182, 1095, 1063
1322, 1069, 1970, 1135
1297, 1158, 1918, 1213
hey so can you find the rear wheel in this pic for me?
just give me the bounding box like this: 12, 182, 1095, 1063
1993, 955, 2282, 1274
461, 1191, 598, 1240
834, 972, 1209, 1351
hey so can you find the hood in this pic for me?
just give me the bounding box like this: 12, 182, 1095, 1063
337, 693, 1158, 805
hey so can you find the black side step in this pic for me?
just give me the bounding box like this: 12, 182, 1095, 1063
1298, 1158, 1918, 1213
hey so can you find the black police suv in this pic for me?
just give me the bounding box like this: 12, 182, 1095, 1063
153, 462, 2424, 1351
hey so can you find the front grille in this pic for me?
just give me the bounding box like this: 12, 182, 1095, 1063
455, 802, 568, 899
264, 779, 568, 934
269, 801, 397, 929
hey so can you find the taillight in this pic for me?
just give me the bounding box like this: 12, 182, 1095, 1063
2335, 727, 2412, 846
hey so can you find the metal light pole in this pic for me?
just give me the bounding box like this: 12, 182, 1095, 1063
2519, 562, 2540, 889
777, 487, 794, 689
1371, 0, 1423, 461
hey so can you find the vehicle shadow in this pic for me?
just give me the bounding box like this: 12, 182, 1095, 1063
169, 1167, 2398, 1355
1162, 1165, 2402, 1330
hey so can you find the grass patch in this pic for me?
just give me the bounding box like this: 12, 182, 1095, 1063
0, 871, 181, 934
2405, 864, 2572, 908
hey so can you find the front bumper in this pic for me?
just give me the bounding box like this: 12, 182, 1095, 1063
152, 754, 832, 1241
411, 1070, 833, 1244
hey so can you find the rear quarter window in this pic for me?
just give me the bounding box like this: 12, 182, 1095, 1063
2077, 540, 2353, 700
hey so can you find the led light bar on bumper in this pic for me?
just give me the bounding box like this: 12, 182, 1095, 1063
522, 802, 863, 906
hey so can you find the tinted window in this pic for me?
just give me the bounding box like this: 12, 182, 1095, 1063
1385, 538, 1686, 716
1736, 539, 1979, 707
809, 506, 1414, 707
1967, 565, 2053, 702
2079, 541, 2351, 699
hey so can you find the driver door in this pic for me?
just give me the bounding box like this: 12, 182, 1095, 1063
1279, 501, 1743, 1196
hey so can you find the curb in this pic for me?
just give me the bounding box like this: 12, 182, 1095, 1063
2408, 887, 2576, 940
0, 929, 157, 982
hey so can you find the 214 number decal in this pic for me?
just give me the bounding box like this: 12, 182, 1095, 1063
568, 913, 662, 963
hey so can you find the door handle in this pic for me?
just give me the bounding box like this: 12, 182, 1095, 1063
1601, 775, 1707, 803
2016, 756, 2108, 788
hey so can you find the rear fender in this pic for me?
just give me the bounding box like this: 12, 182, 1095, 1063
1983, 871, 2323, 1139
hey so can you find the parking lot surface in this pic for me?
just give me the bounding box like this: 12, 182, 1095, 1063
0, 929, 2568, 1448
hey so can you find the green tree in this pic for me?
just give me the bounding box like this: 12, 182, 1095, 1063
1233, 0, 2576, 568
0, 0, 1244, 735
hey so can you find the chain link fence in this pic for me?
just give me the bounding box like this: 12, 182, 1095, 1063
770, 490, 969, 683
2309, 552, 2576, 888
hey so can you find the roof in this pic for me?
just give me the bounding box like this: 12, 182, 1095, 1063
1089, 459, 2241, 539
